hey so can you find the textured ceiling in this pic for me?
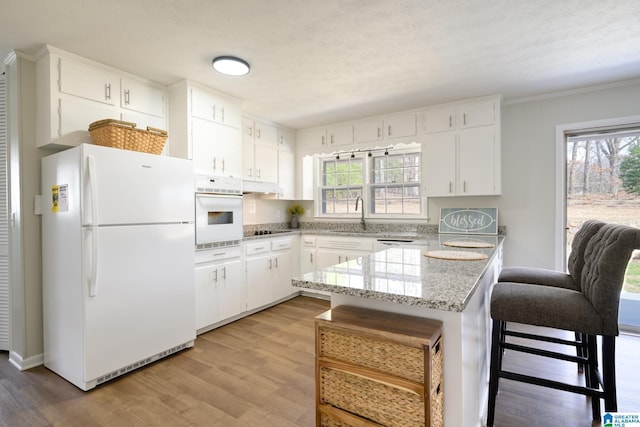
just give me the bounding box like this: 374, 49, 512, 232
1, 0, 640, 129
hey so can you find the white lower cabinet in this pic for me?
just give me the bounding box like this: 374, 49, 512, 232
245, 237, 294, 311
195, 247, 245, 332
300, 236, 318, 274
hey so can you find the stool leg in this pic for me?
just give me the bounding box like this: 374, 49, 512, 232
602, 335, 617, 412
487, 319, 503, 427
587, 334, 601, 420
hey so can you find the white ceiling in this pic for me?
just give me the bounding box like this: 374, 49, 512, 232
2, 0, 640, 129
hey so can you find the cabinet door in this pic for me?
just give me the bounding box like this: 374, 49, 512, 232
278, 150, 295, 199
326, 123, 354, 147
458, 127, 496, 195
191, 87, 240, 128
192, 119, 241, 176
254, 144, 278, 182
384, 113, 416, 139
425, 132, 456, 196
246, 255, 274, 311
254, 120, 278, 146
242, 141, 256, 180
277, 127, 296, 152
58, 97, 119, 147
423, 106, 455, 133
195, 263, 220, 330
273, 251, 293, 300
120, 110, 167, 137
218, 258, 245, 320
354, 118, 383, 144
59, 57, 118, 106
298, 127, 328, 150
300, 247, 316, 274
120, 78, 165, 117
316, 250, 339, 270
458, 99, 495, 129
298, 154, 315, 200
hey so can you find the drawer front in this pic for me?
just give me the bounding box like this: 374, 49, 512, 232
195, 246, 241, 264
271, 238, 293, 251
318, 325, 424, 383
301, 236, 317, 247
245, 241, 271, 255
320, 366, 424, 427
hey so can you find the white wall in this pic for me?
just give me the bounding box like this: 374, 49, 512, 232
497, 81, 640, 268
242, 194, 313, 225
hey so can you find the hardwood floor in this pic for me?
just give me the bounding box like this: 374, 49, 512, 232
0, 296, 638, 426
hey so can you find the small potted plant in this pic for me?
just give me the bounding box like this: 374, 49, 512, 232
288, 204, 305, 229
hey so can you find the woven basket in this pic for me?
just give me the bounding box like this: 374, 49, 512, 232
320, 366, 425, 427
318, 326, 425, 383
88, 119, 167, 154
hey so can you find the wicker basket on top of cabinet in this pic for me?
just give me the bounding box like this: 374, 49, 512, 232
315, 305, 443, 427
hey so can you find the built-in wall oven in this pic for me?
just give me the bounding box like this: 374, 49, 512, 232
195, 175, 243, 249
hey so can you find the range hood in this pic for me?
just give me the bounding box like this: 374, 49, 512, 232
242, 180, 283, 195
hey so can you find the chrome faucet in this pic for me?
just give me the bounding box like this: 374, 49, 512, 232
355, 196, 366, 230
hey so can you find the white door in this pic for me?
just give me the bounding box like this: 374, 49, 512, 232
81, 144, 193, 225
564, 127, 640, 328
85, 223, 195, 381
246, 254, 273, 310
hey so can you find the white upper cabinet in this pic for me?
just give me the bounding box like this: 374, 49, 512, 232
242, 118, 278, 146
36, 47, 167, 148
354, 118, 383, 144
58, 58, 118, 106
120, 77, 165, 118
277, 127, 296, 152
168, 80, 242, 176
423, 98, 496, 133
384, 113, 416, 139
298, 123, 353, 150
423, 96, 501, 196
191, 118, 242, 177
242, 116, 278, 181
423, 106, 456, 133
191, 87, 241, 128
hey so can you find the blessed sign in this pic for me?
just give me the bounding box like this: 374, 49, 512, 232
439, 208, 498, 234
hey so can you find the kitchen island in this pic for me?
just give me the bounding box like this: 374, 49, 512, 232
293, 233, 503, 427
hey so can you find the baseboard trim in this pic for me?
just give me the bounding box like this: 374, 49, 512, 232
9, 350, 44, 371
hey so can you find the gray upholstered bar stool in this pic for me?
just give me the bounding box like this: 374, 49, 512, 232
498, 219, 605, 370
487, 222, 640, 426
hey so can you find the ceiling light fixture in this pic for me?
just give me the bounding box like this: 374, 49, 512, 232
212, 56, 250, 76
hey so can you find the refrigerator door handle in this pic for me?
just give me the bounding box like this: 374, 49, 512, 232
87, 155, 99, 226
88, 227, 98, 297
87, 155, 99, 296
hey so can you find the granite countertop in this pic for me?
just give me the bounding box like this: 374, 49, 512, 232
292, 233, 504, 312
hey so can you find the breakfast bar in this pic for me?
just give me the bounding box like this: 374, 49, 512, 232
293, 233, 504, 427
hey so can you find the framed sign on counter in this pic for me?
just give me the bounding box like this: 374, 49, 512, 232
439, 207, 498, 234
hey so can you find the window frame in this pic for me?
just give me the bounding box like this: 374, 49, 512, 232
316, 146, 426, 220
317, 153, 365, 217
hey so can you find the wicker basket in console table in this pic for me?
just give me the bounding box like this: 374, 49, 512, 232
315, 305, 443, 427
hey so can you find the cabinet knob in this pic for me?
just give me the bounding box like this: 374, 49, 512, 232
105, 83, 111, 101
124, 89, 130, 105
388, 125, 392, 136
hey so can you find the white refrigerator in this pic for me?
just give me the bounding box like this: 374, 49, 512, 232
41, 143, 196, 391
